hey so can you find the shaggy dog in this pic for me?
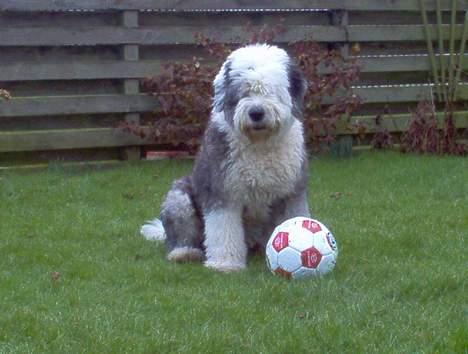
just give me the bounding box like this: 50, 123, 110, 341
141, 44, 310, 272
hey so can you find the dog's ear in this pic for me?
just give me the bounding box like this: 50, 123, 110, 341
288, 63, 308, 110
213, 60, 232, 112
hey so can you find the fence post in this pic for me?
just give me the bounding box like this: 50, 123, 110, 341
330, 9, 353, 157
120, 10, 141, 161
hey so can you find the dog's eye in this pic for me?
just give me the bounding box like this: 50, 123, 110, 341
225, 98, 238, 109
227, 101, 237, 108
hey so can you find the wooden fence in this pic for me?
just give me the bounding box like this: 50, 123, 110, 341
0, 0, 467, 166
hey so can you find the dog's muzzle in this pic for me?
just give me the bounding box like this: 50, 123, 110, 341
248, 106, 268, 131
243, 106, 278, 140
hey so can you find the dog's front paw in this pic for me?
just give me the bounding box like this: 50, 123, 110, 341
168, 247, 204, 263
204, 260, 246, 272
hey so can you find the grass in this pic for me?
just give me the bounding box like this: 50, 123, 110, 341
0, 151, 467, 353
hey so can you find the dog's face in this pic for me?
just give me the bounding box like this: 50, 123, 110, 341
213, 44, 307, 142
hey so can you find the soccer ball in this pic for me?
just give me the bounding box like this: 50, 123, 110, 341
266, 217, 338, 279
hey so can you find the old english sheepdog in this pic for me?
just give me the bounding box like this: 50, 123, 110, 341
141, 44, 310, 272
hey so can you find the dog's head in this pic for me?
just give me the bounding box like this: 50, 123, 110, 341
212, 44, 307, 142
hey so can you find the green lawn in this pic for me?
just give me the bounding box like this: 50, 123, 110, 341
0, 152, 466, 353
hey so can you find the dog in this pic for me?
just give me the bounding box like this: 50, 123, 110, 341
141, 44, 310, 272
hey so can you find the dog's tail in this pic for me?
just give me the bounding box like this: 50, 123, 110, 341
140, 218, 166, 241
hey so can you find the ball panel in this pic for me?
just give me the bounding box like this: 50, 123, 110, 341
265, 245, 279, 272
272, 231, 289, 252
300, 246, 322, 269
288, 225, 314, 252
281, 216, 310, 228
326, 232, 338, 253
274, 267, 292, 279
277, 247, 302, 272
317, 253, 337, 275
312, 231, 334, 255
293, 266, 316, 279
302, 219, 323, 233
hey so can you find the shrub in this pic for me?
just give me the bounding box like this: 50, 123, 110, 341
289, 41, 360, 152
122, 23, 361, 153
370, 113, 394, 150
400, 101, 466, 156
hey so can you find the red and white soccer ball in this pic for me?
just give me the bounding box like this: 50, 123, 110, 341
266, 217, 338, 279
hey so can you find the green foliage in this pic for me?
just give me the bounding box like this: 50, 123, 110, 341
1, 152, 467, 353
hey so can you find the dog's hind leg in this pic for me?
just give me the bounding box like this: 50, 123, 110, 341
160, 177, 204, 262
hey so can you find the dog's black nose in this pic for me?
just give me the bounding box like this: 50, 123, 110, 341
248, 107, 265, 122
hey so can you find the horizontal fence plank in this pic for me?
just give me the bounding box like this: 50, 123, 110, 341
344, 85, 468, 104
0, 26, 343, 45
358, 84, 468, 103
0, 80, 122, 98
357, 54, 468, 73
2, 111, 467, 152
0, 128, 147, 152
0, 61, 163, 82
0, 0, 466, 12
1, 85, 467, 117
0, 95, 158, 117
0, 24, 466, 46
354, 85, 433, 103
2, 55, 468, 82
348, 25, 466, 42
348, 111, 468, 133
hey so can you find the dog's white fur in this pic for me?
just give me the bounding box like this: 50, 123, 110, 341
217, 115, 306, 206
203, 207, 247, 271
140, 218, 165, 241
